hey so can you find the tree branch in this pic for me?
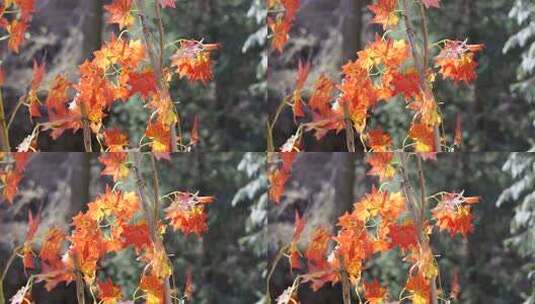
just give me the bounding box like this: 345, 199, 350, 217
130, 152, 173, 304
0, 89, 11, 151
397, 152, 438, 304
401, 0, 442, 152
134, 0, 179, 152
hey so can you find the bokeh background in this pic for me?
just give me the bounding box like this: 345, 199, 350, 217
268, 0, 535, 151
2, 0, 266, 151
267, 153, 535, 303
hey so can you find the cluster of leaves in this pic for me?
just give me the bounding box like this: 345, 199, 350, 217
2, 0, 218, 152
0, 153, 213, 304
267, 0, 299, 53
0, 0, 35, 54
268, 0, 484, 153
269, 152, 481, 304
0, 152, 30, 204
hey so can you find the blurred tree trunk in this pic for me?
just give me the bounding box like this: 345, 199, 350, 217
81, 0, 104, 58
341, 0, 367, 63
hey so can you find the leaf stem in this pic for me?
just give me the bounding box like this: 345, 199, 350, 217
0, 88, 11, 151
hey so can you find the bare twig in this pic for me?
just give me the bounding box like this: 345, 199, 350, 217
397, 152, 438, 304
79, 102, 92, 152
134, 0, 179, 152
0, 89, 11, 151
130, 152, 173, 304
401, 0, 442, 152
342, 102, 356, 152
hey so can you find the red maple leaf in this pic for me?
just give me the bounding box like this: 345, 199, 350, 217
104, 0, 134, 29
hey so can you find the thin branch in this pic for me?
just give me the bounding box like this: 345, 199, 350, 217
130, 152, 173, 304
0, 89, 11, 151
342, 102, 356, 152
401, 0, 442, 152
79, 102, 92, 152
266, 245, 289, 304
134, 0, 179, 152
397, 152, 438, 304
7, 96, 25, 130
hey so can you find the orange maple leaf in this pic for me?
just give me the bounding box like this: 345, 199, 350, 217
363, 280, 388, 304
369, 0, 399, 30
366, 152, 395, 182
268, 17, 290, 53
164, 192, 214, 235
39, 227, 65, 268
7, 20, 27, 53
171, 40, 219, 83
103, 128, 129, 152
99, 152, 129, 182
104, 0, 134, 29
97, 279, 123, 304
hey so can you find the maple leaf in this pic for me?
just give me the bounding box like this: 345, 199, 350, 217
14, 152, 31, 173
268, 17, 290, 53
145, 120, 172, 152
435, 40, 484, 84
104, 0, 134, 29
406, 272, 431, 304
369, 0, 399, 30
14, 0, 35, 21
268, 169, 288, 204
366, 129, 392, 152
422, 0, 441, 8
309, 74, 334, 115
291, 60, 310, 119
304, 226, 330, 269
388, 222, 418, 251
281, 0, 300, 23
366, 152, 395, 182
99, 152, 129, 182
409, 123, 435, 152
121, 222, 151, 252
7, 20, 27, 53
27, 60, 46, 118
22, 210, 40, 270
69, 212, 108, 281
288, 211, 305, 269
171, 40, 219, 83
103, 128, 129, 151
159, 0, 175, 8
165, 192, 214, 235
128, 69, 157, 99
363, 280, 387, 304
1, 170, 23, 204
97, 279, 123, 304
392, 69, 420, 99
431, 192, 479, 238
140, 273, 165, 304
39, 227, 65, 268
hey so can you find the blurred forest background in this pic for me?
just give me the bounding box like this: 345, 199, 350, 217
0, 152, 266, 303
2, 0, 265, 151
267, 153, 535, 303
268, 0, 535, 151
